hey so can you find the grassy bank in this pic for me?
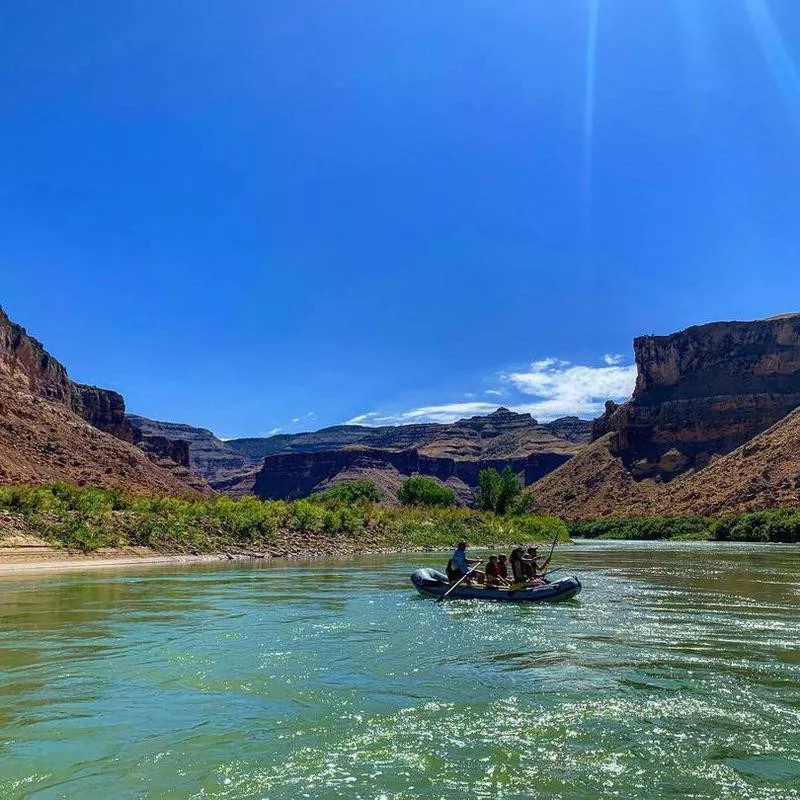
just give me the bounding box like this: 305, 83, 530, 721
569, 508, 800, 543
0, 483, 568, 555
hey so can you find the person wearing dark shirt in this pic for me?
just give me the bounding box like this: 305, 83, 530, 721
448, 540, 484, 584
497, 554, 509, 581
485, 555, 502, 587
509, 547, 527, 583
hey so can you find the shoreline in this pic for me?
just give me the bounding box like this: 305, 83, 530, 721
0, 548, 235, 575
0, 543, 449, 576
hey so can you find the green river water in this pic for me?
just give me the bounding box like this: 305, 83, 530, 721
0, 541, 798, 799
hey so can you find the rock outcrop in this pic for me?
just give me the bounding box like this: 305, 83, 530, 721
534, 314, 800, 519
592, 314, 800, 480
0, 307, 136, 443
71, 383, 134, 443
0, 307, 206, 494
252, 445, 574, 503
130, 408, 591, 498
127, 415, 258, 486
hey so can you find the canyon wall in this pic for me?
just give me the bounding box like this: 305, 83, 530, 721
0, 307, 135, 442
592, 314, 800, 480
0, 306, 206, 494
252, 446, 572, 502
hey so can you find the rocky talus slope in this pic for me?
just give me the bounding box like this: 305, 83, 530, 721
665, 407, 800, 515
0, 308, 207, 494
534, 314, 800, 519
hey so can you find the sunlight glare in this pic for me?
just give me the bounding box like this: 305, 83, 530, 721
744, 0, 800, 126
583, 0, 601, 230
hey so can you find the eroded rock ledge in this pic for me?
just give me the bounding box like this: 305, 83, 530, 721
593, 314, 800, 480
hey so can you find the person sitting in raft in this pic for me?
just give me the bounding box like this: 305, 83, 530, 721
484, 555, 503, 587
510, 546, 545, 587
448, 540, 484, 584
527, 546, 552, 583
497, 553, 510, 584
509, 547, 527, 584
522, 546, 539, 579
525, 546, 547, 586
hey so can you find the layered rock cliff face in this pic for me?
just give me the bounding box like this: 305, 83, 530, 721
228, 411, 591, 462
592, 314, 800, 480
534, 314, 800, 519
129, 408, 591, 497
252, 446, 573, 503
127, 415, 258, 486
247, 409, 585, 502
0, 307, 206, 494
0, 307, 135, 443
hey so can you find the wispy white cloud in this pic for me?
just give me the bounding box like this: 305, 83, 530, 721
347, 355, 636, 426
266, 427, 282, 436
371, 402, 501, 425
463, 392, 476, 399
345, 412, 384, 425
307, 411, 317, 418
291, 417, 301, 424
501, 357, 636, 419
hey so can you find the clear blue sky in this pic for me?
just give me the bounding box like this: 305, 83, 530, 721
2, 1, 799, 437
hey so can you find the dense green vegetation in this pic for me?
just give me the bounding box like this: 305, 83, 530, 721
312, 480, 382, 505
569, 509, 800, 543
474, 467, 528, 515
0, 482, 567, 553
568, 516, 715, 541
711, 509, 800, 543
397, 476, 455, 508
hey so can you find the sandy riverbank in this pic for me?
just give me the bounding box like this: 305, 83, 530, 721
0, 541, 247, 574
0, 535, 440, 576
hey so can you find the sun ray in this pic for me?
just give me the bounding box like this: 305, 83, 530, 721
744, 0, 800, 126
582, 0, 600, 232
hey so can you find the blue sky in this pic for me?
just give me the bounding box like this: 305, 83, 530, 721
1, 1, 799, 438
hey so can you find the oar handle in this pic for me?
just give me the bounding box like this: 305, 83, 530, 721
436, 561, 483, 603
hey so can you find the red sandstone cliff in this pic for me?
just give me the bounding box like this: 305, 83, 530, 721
535, 314, 800, 519
0, 307, 207, 494
592, 314, 800, 480
0, 307, 136, 442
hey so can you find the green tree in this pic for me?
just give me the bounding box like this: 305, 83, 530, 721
314, 480, 382, 505
475, 466, 523, 515
475, 467, 501, 512
397, 476, 455, 508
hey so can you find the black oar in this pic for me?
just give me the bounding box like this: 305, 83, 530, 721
436, 561, 483, 603
540, 529, 561, 578
541, 567, 563, 582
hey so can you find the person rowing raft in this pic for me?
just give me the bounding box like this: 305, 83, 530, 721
446, 540, 484, 584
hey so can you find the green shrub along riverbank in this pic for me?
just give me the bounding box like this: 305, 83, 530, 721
0, 483, 568, 554
569, 509, 800, 543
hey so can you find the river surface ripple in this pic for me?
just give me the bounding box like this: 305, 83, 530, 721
1, 541, 799, 799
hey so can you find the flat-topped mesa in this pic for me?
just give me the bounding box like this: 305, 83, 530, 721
0, 306, 135, 442
251, 447, 573, 503
593, 314, 800, 480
